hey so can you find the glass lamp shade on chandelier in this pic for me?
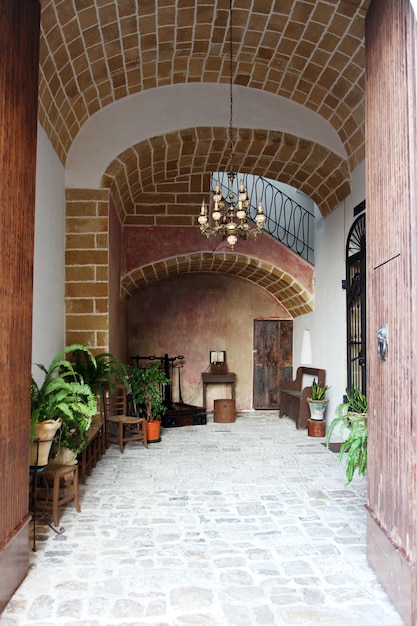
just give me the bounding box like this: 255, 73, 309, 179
198, 176, 266, 250
197, 0, 266, 250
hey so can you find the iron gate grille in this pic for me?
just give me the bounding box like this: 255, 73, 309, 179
345, 212, 366, 394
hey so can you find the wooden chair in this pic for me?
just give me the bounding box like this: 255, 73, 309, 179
104, 383, 148, 453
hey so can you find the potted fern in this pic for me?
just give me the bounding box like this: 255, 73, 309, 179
31, 344, 97, 466
128, 362, 170, 443
307, 378, 331, 421
71, 349, 128, 402
326, 386, 368, 485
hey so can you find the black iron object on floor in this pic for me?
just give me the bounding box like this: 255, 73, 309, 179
29, 440, 65, 552
129, 353, 206, 428
162, 403, 207, 428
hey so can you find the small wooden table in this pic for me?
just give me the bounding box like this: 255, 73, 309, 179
202, 372, 236, 408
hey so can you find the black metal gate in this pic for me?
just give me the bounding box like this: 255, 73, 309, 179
345, 212, 366, 394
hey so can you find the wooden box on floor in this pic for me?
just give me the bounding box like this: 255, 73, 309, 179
213, 399, 236, 423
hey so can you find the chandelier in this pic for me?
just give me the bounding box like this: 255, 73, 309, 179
197, 0, 265, 250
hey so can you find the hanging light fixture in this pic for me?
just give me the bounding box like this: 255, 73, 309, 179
197, 0, 265, 250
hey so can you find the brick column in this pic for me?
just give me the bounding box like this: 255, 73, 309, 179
66, 189, 110, 352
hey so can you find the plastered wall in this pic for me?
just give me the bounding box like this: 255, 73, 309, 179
127, 273, 291, 410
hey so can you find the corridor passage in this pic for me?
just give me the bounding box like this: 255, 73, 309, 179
1, 412, 403, 625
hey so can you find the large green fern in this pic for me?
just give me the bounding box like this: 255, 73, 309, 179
31, 344, 97, 452
326, 386, 368, 485
71, 349, 128, 399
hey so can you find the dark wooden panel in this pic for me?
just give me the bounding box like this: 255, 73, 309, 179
0, 518, 30, 612
0, 0, 40, 612
253, 320, 293, 410
253, 320, 279, 409
366, 1, 417, 624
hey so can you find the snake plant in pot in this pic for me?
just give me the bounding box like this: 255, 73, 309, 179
307, 379, 331, 421
326, 386, 368, 485
30, 344, 97, 467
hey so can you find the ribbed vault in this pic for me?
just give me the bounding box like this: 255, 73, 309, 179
121, 252, 314, 318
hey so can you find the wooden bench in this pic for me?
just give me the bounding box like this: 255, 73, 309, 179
78, 397, 105, 483
280, 366, 326, 430
78, 422, 103, 483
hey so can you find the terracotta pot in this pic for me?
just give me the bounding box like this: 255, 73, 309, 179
30, 418, 62, 468
308, 419, 326, 437
146, 420, 161, 443
49, 445, 77, 465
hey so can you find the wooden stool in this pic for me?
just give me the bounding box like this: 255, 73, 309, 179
42, 462, 81, 526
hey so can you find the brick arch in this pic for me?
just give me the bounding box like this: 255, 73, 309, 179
121, 252, 313, 318
102, 127, 349, 220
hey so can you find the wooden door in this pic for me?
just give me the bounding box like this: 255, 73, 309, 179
365, 2, 417, 624
253, 320, 293, 409
0, 0, 40, 612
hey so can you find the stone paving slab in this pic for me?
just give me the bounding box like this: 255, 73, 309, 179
0, 413, 404, 625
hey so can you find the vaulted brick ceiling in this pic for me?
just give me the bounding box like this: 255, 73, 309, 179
39, 0, 369, 221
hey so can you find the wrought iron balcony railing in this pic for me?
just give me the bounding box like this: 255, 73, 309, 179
211, 172, 315, 264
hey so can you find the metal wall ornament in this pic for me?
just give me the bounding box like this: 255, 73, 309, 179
377, 324, 388, 360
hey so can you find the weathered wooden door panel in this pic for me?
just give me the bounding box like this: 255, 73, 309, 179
365, 1, 417, 625
0, 0, 40, 612
253, 320, 293, 409
279, 321, 293, 389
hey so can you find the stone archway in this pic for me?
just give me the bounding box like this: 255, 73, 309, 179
121, 251, 313, 318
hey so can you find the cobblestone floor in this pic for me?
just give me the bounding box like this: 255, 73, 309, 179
0, 412, 404, 626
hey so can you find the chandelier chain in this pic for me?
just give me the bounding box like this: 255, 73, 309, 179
196, 0, 265, 249
229, 0, 234, 169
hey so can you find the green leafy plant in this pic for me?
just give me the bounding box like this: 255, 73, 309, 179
128, 363, 170, 422
326, 386, 368, 485
310, 379, 330, 400
343, 386, 368, 414
31, 344, 97, 453
71, 349, 128, 401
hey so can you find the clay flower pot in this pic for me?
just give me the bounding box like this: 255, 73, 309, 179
49, 445, 77, 465
146, 420, 161, 443
30, 418, 62, 468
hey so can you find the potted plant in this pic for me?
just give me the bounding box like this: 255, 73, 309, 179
71, 349, 128, 427
128, 362, 170, 443
31, 344, 97, 466
71, 349, 128, 402
326, 386, 368, 485
307, 379, 331, 421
